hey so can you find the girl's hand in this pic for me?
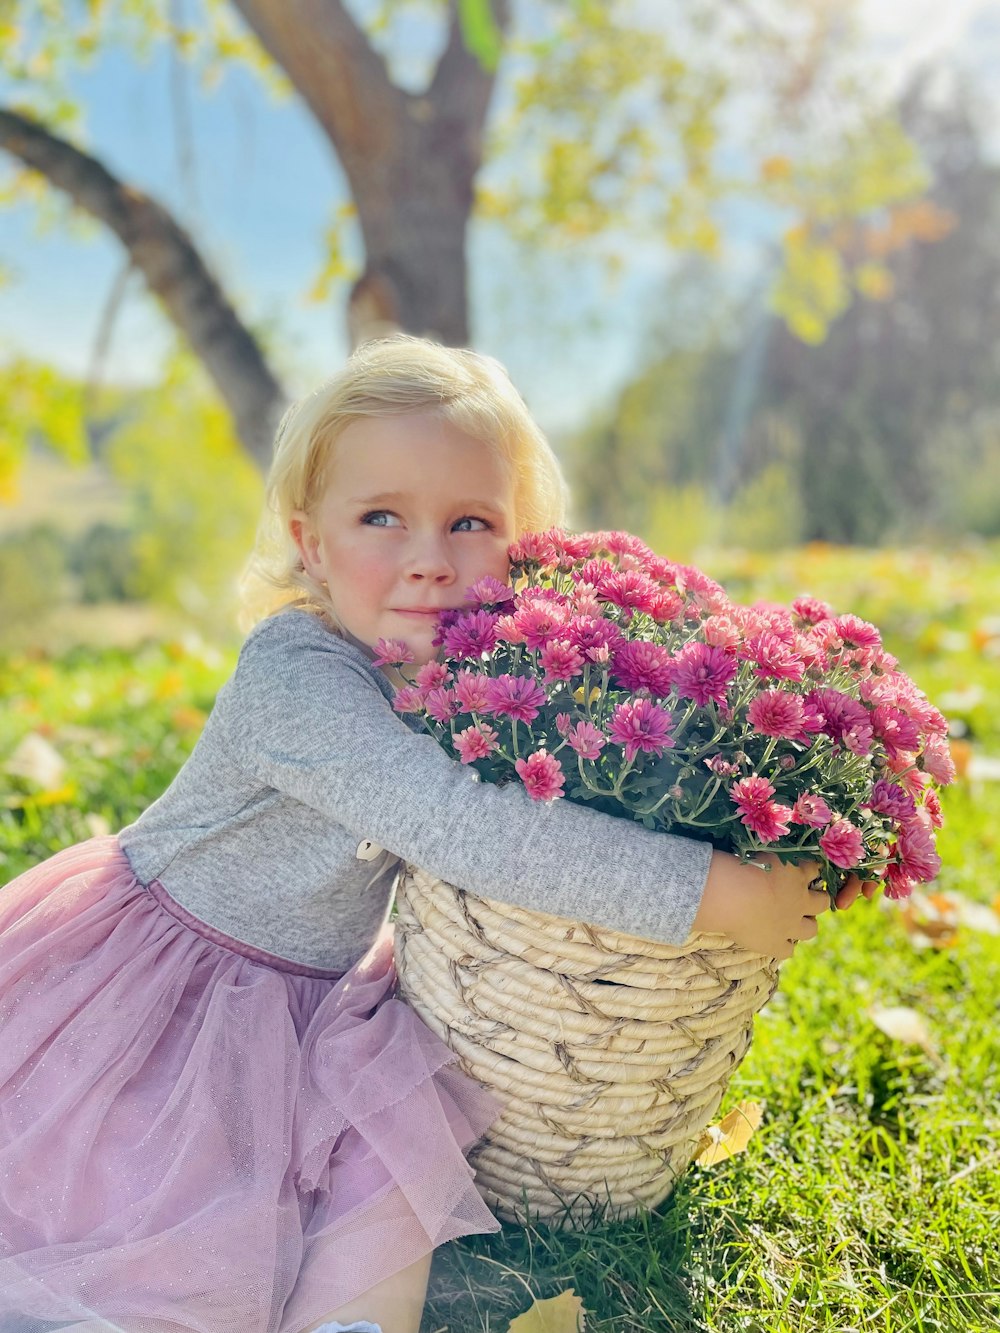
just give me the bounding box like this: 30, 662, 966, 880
692, 851, 830, 961
834, 874, 880, 910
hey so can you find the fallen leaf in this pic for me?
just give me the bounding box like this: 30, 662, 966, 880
5, 733, 67, 790
694, 1100, 763, 1166
507, 1290, 586, 1333
868, 1005, 940, 1062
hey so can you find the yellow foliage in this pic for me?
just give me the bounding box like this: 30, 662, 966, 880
853, 261, 894, 302
770, 232, 850, 344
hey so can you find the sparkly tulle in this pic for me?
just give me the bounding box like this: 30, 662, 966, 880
0, 838, 501, 1333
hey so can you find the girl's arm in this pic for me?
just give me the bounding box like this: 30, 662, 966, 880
221, 613, 713, 946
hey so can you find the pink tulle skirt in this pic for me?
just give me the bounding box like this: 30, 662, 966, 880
0, 837, 501, 1333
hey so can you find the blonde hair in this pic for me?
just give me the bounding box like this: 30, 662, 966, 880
241, 334, 569, 628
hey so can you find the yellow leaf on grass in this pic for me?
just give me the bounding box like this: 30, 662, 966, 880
506, 1289, 587, 1333
868, 1005, 939, 1061
694, 1100, 763, 1166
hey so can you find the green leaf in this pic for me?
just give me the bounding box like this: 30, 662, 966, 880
457, 0, 503, 72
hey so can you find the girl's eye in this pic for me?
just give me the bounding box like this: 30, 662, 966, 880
360, 511, 400, 527
453, 516, 494, 533
360, 511, 494, 533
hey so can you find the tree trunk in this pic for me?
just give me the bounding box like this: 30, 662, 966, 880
230, 0, 510, 346
0, 108, 288, 471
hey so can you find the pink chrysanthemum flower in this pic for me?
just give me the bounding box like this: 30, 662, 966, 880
466, 575, 514, 608
598, 569, 660, 617
539, 639, 585, 682
565, 615, 625, 663
896, 819, 942, 882
790, 793, 833, 827
440, 610, 500, 660
611, 641, 675, 697
834, 615, 882, 651
372, 637, 415, 668
673, 563, 730, 614
806, 688, 874, 755
921, 735, 957, 786
570, 581, 602, 618
866, 777, 916, 822
702, 616, 742, 652
515, 749, 566, 800
883, 863, 917, 900
513, 601, 571, 650
598, 530, 652, 559
819, 818, 864, 869
424, 686, 460, 723
564, 720, 607, 760
454, 723, 499, 764
415, 661, 450, 691
792, 595, 835, 626
493, 613, 523, 644
731, 775, 776, 812
922, 788, 944, 829
649, 588, 685, 622
747, 689, 806, 739
705, 754, 740, 777
608, 698, 674, 763
742, 632, 805, 683
671, 642, 738, 707
452, 669, 494, 714
391, 685, 426, 714
741, 801, 793, 841
483, 674, 548, 723
872, 703, 922, 761
508, 532, 559, 566
555, 712, 573, 736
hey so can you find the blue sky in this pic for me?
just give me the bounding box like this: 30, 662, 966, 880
1, 0, 998, 437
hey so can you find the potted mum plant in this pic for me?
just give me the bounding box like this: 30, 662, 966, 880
381, 529, 953, 1224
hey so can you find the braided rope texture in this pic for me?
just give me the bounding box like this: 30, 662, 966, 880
394, 866, 781, 1228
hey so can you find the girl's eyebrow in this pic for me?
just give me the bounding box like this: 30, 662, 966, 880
349, 490, 509, 516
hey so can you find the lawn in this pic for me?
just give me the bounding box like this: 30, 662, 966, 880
2, 543, 998, 1333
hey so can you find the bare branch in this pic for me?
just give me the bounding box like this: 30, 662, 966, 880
0, 107, 287, 470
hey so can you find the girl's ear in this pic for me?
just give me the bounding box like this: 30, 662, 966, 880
289, 510, 322, 579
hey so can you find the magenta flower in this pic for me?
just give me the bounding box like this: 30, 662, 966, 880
538, 639, 585, 682
742, 632, 805, 683
513, 600, 571, 650
415, 661, 450, 691
884, 863, 916, 900
440, 610, 500, 660
649, 588, 685, 622
921, 735, 957, 786
806, 688, 874, 755
866, 777, 917, 822
702, 615, 742, 652
747, 689, 806, 739
483, 674, 548, 723
792, 595, 835, 626
466, 575, 514, 608
872, 703, 922, 761
730, 780, 791, 840
515, 749, 566, 801
564, 720, 607, 760
730, 775, 777, 812
608, 698, 674, 763
671, 642, 738, 707
507, 532, 559, 566
705, 754, 740, 777
896, 819, 942, 882
791, 793, 833, 827
372, 637, 415, 668
834, 615, 882, 651
598, 530, 652, 559
819, 818, 864, 869
611, 641, 675, 697
597, 569, 660, 617
424, 686, 460, 723
923, 788, 944, 829
391, 685, 426, 714
454, 723, 499, 764
452, 669, 494, 714
566, 615, 625, 663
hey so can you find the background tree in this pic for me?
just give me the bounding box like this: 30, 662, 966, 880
0, 0, 929, 473
569, 74, 1000, 547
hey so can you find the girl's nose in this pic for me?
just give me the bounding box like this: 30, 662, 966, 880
404, 537, 456, 582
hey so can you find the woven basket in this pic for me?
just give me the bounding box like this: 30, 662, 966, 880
393, 865, 780, 1226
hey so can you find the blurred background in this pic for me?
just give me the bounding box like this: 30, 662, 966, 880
1, 0, 999, 652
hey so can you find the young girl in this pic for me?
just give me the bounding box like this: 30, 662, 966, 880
0, 336, 866, 1333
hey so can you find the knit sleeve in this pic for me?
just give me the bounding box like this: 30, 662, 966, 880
220, 612, 713, 945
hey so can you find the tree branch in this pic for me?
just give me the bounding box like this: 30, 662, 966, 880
228, 0, 404, 171
0, 107, 287, 470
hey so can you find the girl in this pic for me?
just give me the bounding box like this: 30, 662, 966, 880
0, 336, 865, 1333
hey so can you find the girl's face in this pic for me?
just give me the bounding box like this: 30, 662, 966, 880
291, 412, 516, 666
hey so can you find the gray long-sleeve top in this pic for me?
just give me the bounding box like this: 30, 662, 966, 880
118, 609, 714, 973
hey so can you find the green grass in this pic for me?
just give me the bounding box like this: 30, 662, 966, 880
2, 544, 999, 1333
